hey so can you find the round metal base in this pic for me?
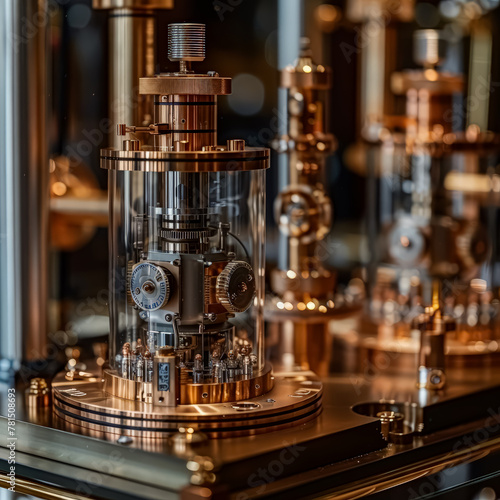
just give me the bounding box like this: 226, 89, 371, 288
52, 370, 322, 438
103, 364, 274, 405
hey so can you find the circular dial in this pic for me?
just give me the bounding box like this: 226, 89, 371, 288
130, 262, 171, 311
216, 261, 256, 313
388, 222, 426, 266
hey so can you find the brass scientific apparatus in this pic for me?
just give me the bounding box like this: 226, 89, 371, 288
266, 39, 339, 376
6, 4, 500, 499
344, 29, 500, 376
52, 23, 322, 437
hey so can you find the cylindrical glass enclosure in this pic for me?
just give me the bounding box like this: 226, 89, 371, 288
107, 166, 266, 403
101, 23, 270, 406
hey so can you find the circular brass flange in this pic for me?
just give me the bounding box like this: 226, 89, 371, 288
140, 75, 231, 96
52, 371, 323, 438
100, 147, 270, 172
391, 70, 463, 95
281, 67, 331, 90
103, 364, 274, 404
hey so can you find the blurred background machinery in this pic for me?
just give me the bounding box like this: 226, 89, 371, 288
334, 26, 500, 378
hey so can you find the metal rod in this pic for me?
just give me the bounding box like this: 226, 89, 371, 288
0, 0, 50, 373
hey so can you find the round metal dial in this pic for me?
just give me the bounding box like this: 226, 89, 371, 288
388, 221, 426, 266
130, 262, 171, 311
216, 261, 255, 313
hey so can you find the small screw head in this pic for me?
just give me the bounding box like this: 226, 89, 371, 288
165, 314, 173, 322
117, 436, 133, 445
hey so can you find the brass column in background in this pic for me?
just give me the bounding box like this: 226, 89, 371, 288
93, 0, 174, 147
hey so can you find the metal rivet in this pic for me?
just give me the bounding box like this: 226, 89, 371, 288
117, 436, 133, 445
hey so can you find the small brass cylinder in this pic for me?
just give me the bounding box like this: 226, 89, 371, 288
26, 378, 51, 408
154, 95, 217, 151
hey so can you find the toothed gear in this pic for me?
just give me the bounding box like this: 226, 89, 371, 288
216, 261, 255, 313
160, 227, 217, 242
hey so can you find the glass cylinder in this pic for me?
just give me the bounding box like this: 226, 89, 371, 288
102, 22, 270, 405
108, 166, 266, 387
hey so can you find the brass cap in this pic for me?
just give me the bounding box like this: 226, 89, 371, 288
281, 38, 331, 90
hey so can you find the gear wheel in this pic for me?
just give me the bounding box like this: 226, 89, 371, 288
216, 261, 255, 313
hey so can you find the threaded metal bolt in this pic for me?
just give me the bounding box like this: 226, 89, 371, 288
168, 23, 206, 63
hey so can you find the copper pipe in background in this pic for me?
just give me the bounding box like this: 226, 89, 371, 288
0, 0, 50, 373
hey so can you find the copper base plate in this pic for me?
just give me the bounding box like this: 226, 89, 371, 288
103, 364, 274, 405
52, 370, 322, 438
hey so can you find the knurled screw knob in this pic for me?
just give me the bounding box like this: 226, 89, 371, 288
168, 23, 206, 62
216, 261, 256, 313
